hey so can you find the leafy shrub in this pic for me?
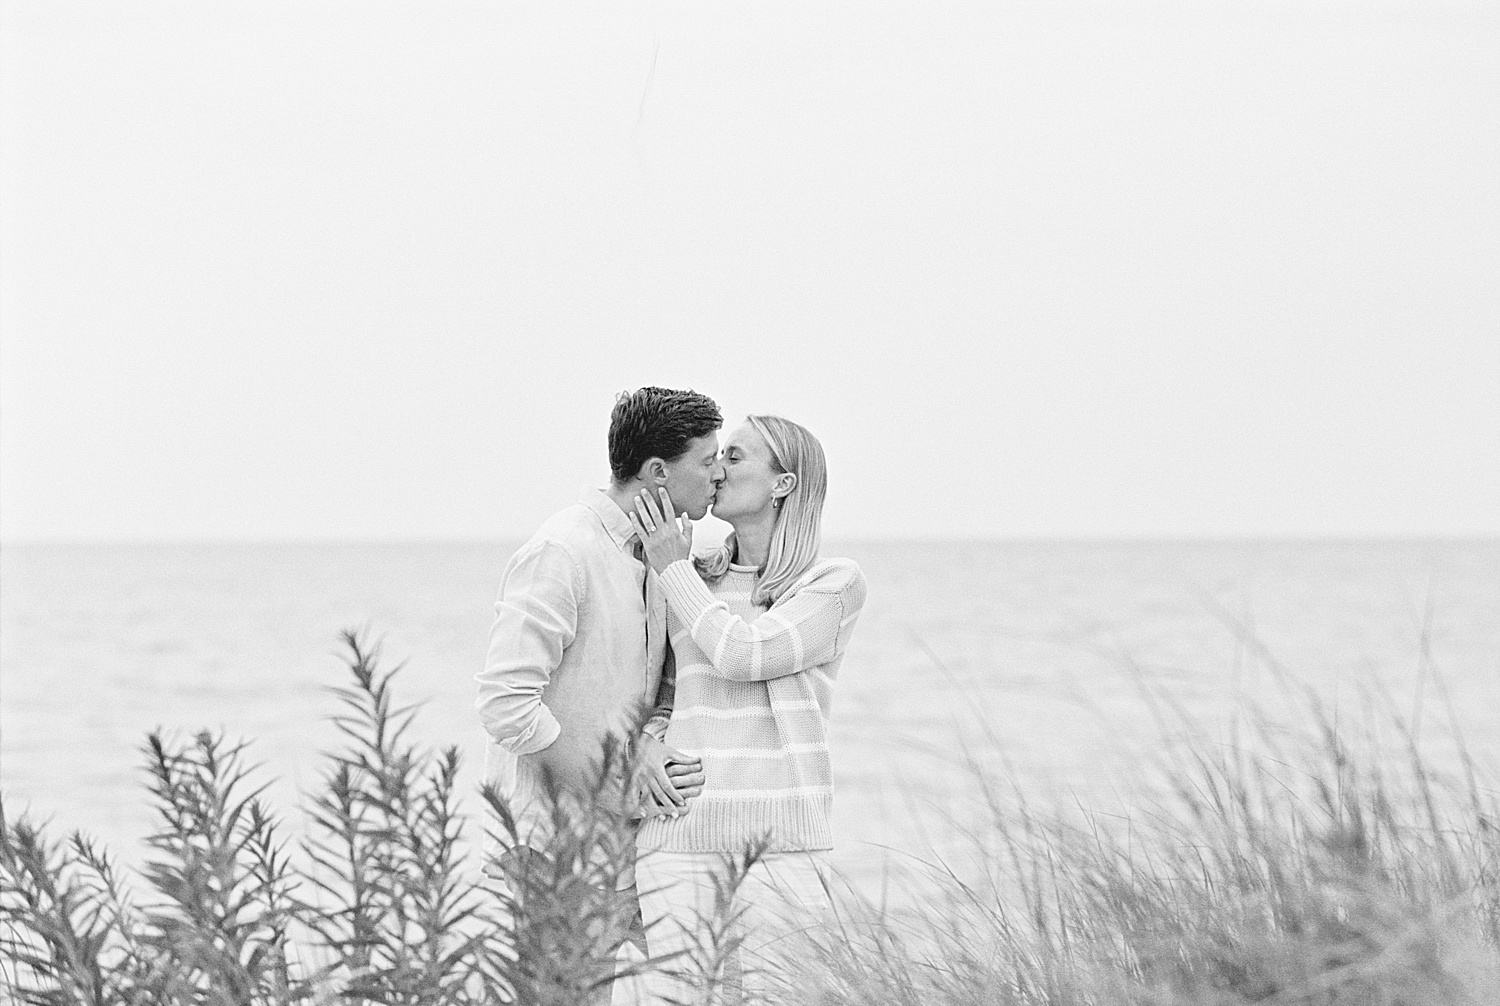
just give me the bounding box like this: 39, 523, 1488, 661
5, 631, 1499, 1005
1, 632, 671, 1005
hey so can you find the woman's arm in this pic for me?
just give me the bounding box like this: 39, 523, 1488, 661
656, 560, 866, 682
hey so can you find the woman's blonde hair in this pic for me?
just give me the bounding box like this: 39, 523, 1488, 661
695, 414, 828, 607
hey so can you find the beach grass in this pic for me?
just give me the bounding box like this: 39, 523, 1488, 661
4, 631, 1498, 1004
799, 709, 1499, 1005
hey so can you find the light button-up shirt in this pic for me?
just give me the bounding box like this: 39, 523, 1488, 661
476, 487, 668, 846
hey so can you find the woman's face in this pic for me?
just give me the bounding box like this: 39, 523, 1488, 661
710, 421, 788, 521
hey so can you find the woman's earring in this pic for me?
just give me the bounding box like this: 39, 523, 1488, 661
772, 498, 781, 509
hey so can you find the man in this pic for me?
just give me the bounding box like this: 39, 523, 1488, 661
475, 387, 723, 993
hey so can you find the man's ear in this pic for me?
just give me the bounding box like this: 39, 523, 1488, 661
630, 457, 668, 484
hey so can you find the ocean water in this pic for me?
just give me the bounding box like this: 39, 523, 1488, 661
2, 538, 1497, 899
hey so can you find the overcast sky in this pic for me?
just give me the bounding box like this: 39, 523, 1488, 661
2, 2, 1496, 541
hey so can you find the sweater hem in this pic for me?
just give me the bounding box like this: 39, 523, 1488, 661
636, 793, 833, 855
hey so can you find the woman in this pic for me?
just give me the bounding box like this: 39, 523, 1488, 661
626, 414, 867, 1001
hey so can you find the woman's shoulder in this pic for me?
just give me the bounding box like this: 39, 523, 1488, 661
806, 555, 862, 577
788, 556, 866, 596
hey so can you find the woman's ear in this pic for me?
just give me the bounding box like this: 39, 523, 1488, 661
774, 472, 797, 499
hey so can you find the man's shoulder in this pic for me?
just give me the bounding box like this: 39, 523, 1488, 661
513, 503, 609, 565
531, 502, 594, 542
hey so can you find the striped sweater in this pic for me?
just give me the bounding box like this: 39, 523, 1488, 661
636, 556, 867, 854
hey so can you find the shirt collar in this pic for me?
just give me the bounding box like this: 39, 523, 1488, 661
579, 487, 640, 552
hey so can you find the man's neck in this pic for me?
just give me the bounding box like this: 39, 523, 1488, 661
604, 481, 645, 517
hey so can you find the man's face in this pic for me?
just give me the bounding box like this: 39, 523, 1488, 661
663, 432, 724, 520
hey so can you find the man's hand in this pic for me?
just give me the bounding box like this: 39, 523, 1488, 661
635, 733, 704, 818
629, 487, 693, 574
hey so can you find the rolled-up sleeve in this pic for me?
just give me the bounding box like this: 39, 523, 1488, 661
476, 540, 580, 755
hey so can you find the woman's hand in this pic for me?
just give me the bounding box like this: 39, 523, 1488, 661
634, 732, 705, 818
628, 487, 693, 574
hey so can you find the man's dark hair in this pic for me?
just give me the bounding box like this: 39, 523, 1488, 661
608, 387, 722, 484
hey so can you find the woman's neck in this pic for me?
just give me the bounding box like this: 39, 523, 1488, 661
728, 510, 777, 567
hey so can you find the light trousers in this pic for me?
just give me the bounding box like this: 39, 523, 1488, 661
623, 848, 835, 1005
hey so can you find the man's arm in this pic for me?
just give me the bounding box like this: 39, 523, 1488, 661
643, 642, 676, 743
475, 539, 582, 785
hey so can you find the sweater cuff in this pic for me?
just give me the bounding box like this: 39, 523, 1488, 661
659, 559, 718, 622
